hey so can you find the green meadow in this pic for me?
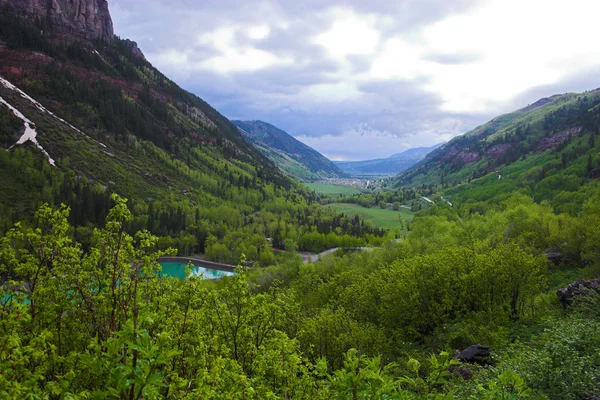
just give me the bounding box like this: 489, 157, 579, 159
325, 203, 414, 230
306, 183, 361, 195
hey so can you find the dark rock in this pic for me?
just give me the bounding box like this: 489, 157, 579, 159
588, 168, 600, 179
1, 0, 114, 42
449, 364, 473, 380
557, 278, 600, 308
124, 39, 145, 60
544, 251, 563, 264
454, 344, 490, 362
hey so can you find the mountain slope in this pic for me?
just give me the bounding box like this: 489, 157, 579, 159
0, 1, 385, 263
393, 89, 600, 214
233, 120, 345, 181
335, 143, 443, 176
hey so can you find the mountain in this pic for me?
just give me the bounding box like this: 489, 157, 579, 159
0, 0, 114, 42
0, 1, 384, 263
335, 143, 444, 176
394, 89, 600, 213
233, 120, 346, 181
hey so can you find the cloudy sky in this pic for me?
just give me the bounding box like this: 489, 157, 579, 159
111, 0, 600, 161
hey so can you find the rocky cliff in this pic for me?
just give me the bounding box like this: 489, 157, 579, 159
1, 0, 113, 42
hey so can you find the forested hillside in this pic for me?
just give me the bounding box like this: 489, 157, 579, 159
396, 91, 600, 208
1, 1, 600, 399
0, 6, 382, 263
234, 120, 346, 181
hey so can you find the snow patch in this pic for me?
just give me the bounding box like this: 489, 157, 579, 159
441, 196, 453, 207
0, 95, 55, 166
92, 50, 108, 65
0, 75, 107, 148
422, 196, 434, 204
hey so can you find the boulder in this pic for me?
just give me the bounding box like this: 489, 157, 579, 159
450, 344, 490, 380
454, 344, 490, 362
556, 279, 600, 308
544, 251, 563, 264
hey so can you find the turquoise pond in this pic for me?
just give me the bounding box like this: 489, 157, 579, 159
159, 262, 235, 280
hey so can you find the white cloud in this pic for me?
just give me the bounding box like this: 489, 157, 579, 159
363, 0, 600, 114
313, 8, 380, 58
195, 25, 292, 74
296, 123, 451, 161
111, 0, 600, 159
247, 24, 271, 40
301, 82, 362, 103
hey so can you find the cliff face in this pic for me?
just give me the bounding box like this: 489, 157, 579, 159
1, 0, 114, 42
124, 39, 145, 59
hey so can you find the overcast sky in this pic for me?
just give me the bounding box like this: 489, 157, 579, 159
111, 0, 600, 161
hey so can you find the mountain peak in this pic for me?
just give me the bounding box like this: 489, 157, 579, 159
335, 143, 443, 176
1, 0, 114, 42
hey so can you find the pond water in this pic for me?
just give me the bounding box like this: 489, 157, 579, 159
159, 261, 235, 280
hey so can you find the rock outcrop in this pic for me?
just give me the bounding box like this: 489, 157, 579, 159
536, 126, 583, 152
124, 39, 145, 59
453, 344, 490, 363
557, 279, 600, 308
1, 0, 114, 42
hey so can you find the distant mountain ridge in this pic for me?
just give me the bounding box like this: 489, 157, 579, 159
335, 143, 444, 176
233, 120, 345, 181
394, 89, 600, 191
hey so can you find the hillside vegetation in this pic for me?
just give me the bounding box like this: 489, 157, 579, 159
3, 187, 600, 398
396, 91, 600, 203
1, 2, 600, 399
234, 120, 346, 181
0, 9, 383, 264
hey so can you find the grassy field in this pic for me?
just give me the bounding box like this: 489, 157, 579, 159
325, 203, 414, 230
306, 183, 361, 196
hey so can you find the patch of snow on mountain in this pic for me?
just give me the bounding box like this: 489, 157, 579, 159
0, 95, 55, 166
0, 75, 107, 148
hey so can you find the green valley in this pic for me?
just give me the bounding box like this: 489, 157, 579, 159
1, 1, 600, 399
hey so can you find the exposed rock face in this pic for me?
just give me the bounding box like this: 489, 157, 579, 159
1, 0, 114, 42
485, 143, 512, 158
536, 126, 583, 152
456, 151, 480, 163
124, 39, 145, 59
557, 279, 600, 308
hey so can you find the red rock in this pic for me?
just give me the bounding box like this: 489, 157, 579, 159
536, 126, 583, 152
485, 143, 511, 158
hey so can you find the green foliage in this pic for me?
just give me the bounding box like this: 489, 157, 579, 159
233, 120, 345, 181
0, 103, 23, 148
2, 181, 599, 398
325, 203, 414, 231
2, 8, 600, 400
306, 183, 361, 196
